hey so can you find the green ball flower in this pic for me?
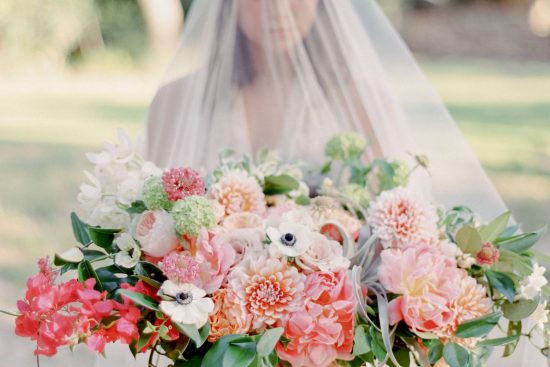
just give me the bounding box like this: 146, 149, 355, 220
142, 176, 172, 211
325, 132, 367, 161
378, 160, 410, 191
172, 196, 216, 236
342, 183, 371, 208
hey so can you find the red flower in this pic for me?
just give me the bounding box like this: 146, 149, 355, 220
162, 167, 205, 201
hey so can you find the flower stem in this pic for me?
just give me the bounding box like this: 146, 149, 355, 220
36, 355, 40, 367
0, 309, 20, 317
148, 341, 159, 367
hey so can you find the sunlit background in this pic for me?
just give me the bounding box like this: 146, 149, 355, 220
1, 0, 549, 364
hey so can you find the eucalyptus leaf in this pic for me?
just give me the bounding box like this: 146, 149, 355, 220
495, 226, 547, 253
502, 297, 540, 321
202, 334, 251, 367
256, 327, 284, 357
173, 322, 210, 348
477, 335, 520, 347
428, 339, 444, 364
479, 212, 511, 243
485, 270, 516, 302
503, 321, 522, 357
353, 326, 371, 356
223, 343, 257, 367
455, 312, 501, 338
456, 226, 483, 254
443, 342, 470, 367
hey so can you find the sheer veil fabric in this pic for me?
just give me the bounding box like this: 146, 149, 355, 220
139, 0, 542, 366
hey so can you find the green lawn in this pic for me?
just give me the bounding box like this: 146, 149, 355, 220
0, 59, 549, 302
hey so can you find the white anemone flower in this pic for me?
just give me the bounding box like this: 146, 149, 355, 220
114, 233, 141, 268
159, 281, 214, 328
266, 222, 314, 258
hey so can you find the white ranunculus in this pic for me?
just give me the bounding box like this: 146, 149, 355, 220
87, 198, 131, 229
114, 233, 141, 268
295, 233, 350, 273
135, 210, 179, 257
78, 171, 103, 211
517, 264, 548, 300
117, 171, 142, 206
159, 281, 214, 328
266, 222, 313, 258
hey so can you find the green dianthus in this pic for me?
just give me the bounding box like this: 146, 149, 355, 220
172, 196, 216, 236
142, 176, 172, 211
325, 132, 367, 161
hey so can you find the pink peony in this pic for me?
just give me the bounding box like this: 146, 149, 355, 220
135, 210, 180, 257
192, 229, 236, 294
476, 242, 500, 265
367, 187, 438, 249
162, 167, 205, 201
210, 170, 266, 215
379, 245, 462, 334
215, 229, 264, 266
159, 251, 200, 284
228, 251, 305, 331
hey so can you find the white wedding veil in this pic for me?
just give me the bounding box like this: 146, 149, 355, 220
143, 1, 542, 365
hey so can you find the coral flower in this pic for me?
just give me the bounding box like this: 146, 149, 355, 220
228, 251, 305, 330
162, 167, 205, 201
476, 242, 500, 265
210, 170, 266, 215
208, 288, 252, 342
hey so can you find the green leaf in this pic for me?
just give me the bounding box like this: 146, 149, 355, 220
479, 212, 511, 243
503, 321, 522, 357
223, 343, 257, 367
77, 260, 104, 292
500, 224, 521, 238
116, 289, 159, 311
294, 195, 311, 206
456, 226, 483, 254
502, 297, 540, 321
71, 212, 91, 246
485, 270, 516, 302
81, 249, 109, 262
127, 200, 147, 214
263, 174, 300, 195
477, 334, 521, 347
173, 322, 210, 348
353, 326, 371, 356
202, 334, 250, 367
456, 312, 501, 338
368, 326, 387, 362
388, 348, 411, 367
256, 327, 284, 357
95, 267, 126, 293
443, 342, 470, 367
89, 227, 120, 252
134, 261, 167, 284
320, 160, 332, 174
175, 356, 203, 367
495, 226, 547, 253
54, 247, 84, 265
428, 339, 444, 364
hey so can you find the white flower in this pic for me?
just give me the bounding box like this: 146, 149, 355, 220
87, 198, 131, 229
141, 161, 162, 178
159, 281, 214, 328
295, 233, 350, 274
517, 264, 548, 300
114, 233, 141, 268
457, 252, 477, 269
281, 209, 315, 229
78, 171, 103, 211
135, 210, 180, 258
116, 171, 142, 206
529, 300, 549, 331
266, 222, 314, 258
103, 128, 135, 164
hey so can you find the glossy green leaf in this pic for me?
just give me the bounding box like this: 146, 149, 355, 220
77, 260, 104, 292
456, 312, 501, 338
443, 342, 470, 367
173, 322, 210, 348
71, 212, 91, 246
456, 226, 483, 254
223, 343, 257, 367
479, 212, 511, 243
486, 270, 516, 302
263, 174, 299, 195
127, 200, 147, 214
202, 334, 250, 367
353, 326, 370, 356
502, 297, 540, 321
116, 289, 159, 311
54, 247, 84, 265
428, 339, 444, 364
256, 327, 284, 357
495, 226, 547, 253
89, 227, 120, 252
135, 261, 167, 283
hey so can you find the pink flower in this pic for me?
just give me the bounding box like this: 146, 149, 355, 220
215, 228, 264, 266
210, 170, 266, 215
476, 242, 500, 265
367, 187, 438, 249
319, 210, 362, 243
162, 167, 205, 201
228, 251, 305, 331
296, 235, 350, 274
379, 245, 462, 334
192, 229, 236, 293
135, 210, 180, 257
222, 212, 265, 233
208, 288, 252, 342
159, 251, 200, 284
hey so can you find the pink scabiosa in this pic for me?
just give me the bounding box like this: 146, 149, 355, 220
228, 251, 305, 331
210, 170, 266, 215
172, 196, 216, 237
162, 167, 205, 201
367, 187, 438, 249
159, 251, 200, 284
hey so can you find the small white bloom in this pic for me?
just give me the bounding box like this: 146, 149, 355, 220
141, 161, 162, 178
78, 171, 103, 211
266, 222, 314, 258
457, 253, 477, 269
281, 209, 315, 229
87, 198, 131, 229
517, 264, 548, 300
105, 128, 135, 164
529, 300, 549, 331
116, 171, 142, 206
114, 233, 141, 268
159, 281, 214, 328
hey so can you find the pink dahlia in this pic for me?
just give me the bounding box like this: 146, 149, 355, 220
208, 288, 252, 342
210, 170, 266, 215
367, 187, 438, 249
159, 251, 200, 284
228, 251, 305, 331
162, 167, 205, 201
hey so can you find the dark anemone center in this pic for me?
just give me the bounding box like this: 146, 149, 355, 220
175, 291, 193, 305
281, 233, 297, 247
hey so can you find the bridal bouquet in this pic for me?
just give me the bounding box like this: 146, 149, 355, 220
9, 130, 550, 367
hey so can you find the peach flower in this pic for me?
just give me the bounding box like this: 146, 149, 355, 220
319, 210, 362, 243
135, 210, 179, 257
192, 229, 236, 294
476, 242, 500, 265
228, 251, 305, 331
222, 212, 265, 234
208, 288, 252, 342
367, 187, 438, 249
296, 233, 350, 274
210, 170, 266, 215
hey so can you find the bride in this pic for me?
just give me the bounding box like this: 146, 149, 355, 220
140, 0, 542, 366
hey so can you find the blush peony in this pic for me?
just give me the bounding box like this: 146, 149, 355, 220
135, 210, 180, 257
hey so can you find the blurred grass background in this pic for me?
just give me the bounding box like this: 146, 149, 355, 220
0, 0, 549, 363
